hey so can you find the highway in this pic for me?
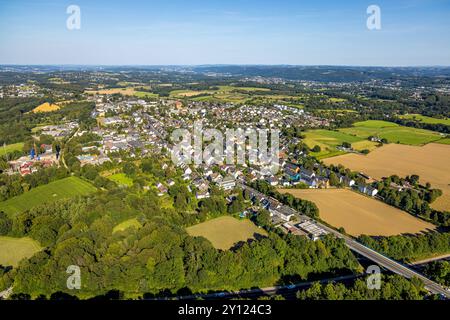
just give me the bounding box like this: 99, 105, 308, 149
239, 182, 450, 299
319, 223, 450, 298
156, 274, 361, 300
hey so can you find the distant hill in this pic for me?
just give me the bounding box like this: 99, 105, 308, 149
2, 65, 450, 83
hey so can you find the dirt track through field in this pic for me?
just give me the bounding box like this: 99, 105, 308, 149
323, 143, 450, 211
280, 189, 436, 236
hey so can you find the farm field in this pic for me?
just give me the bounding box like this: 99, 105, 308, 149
48, 77, 70, 84
169, 85, 285, 103
113, 218, 142, 233
133, 91, 159, 98
0, 142, 24, 156
399, 114, 450, 126
170, 85, 270, 97
323, 143, 450, 211
316, 109, 356, 114
107, 173, 133, 187
85, 87, 158, 98
279, 189, 435, 236
302, 129, 364, 159
116, 81, 144, 87
339, 120, 443, 145
186, 216, 267, 250
328, 97, 347, 103
32, 102, 60, 113
350, 140, 379, 152
0, 177, 97, 216
0, 236, 42, 267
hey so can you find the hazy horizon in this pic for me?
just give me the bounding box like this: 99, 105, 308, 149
1, 0, 450, 66
2, 63, 450, 68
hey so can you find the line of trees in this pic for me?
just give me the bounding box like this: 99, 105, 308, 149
375, 175, 450, 226
296, 275, 428, 300
358, 232, 450, 262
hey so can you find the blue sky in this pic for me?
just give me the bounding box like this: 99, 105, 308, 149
0, 0, 449, 66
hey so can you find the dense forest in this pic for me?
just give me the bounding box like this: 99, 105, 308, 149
0, 186, 361, 298
423, 260, 450, 287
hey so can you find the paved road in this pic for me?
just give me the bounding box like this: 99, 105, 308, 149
319, 223, 450, 298
157, 274, 360, 300
239, 183, 450, 299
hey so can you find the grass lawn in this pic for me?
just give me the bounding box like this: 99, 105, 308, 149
0, 177, 97, 216
0, 142, 24, 156
113, 218, 142, 233
0, 236, 42, 267
400, 114, 450, 126
186, 216, 267, 250
107, 173, 133, 187
339, 120, 442, 145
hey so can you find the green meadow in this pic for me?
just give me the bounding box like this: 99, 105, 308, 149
303, 120, 445, 159
0, 142, 24, 156
0, 236, 42, 267
133, 91, 159, 98
107, 173, 134, 187
339, 120, 442, 145
0, 177, 97, 216
400, 114, 450, 126
303, 129, 363, 159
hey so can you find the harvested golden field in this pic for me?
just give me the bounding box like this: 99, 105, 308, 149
279, 189, 435, 236
186, 216, 267, 250
86, 87, 135, 95
85, 87, 158, 98
173, 90, 214, 97
32, 102, 60, 113
323, 143, 450, 211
